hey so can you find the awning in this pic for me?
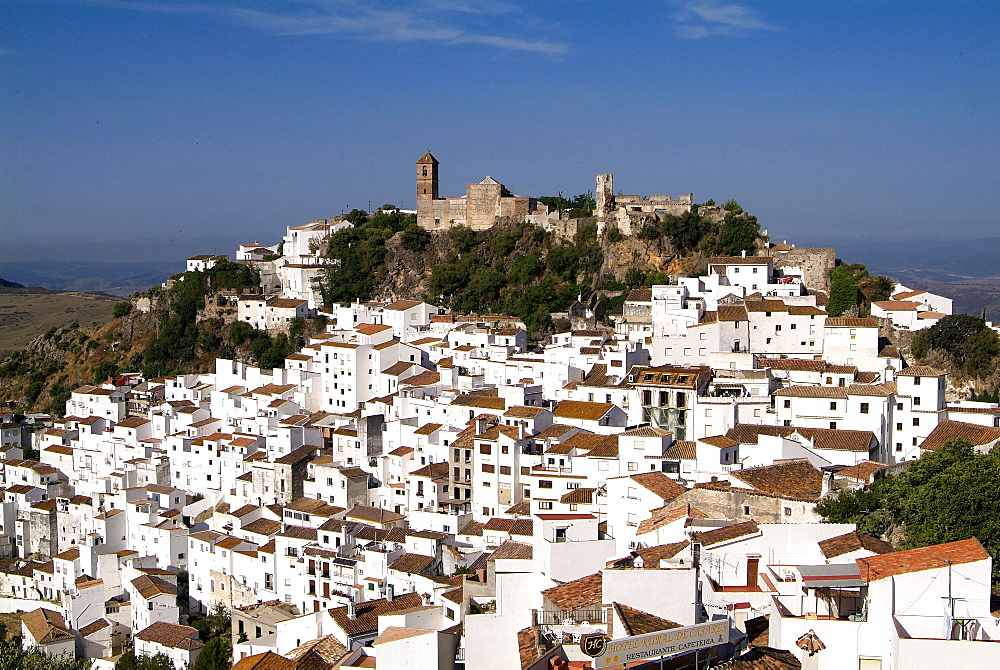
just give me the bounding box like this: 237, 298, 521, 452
796, 564, 863, 588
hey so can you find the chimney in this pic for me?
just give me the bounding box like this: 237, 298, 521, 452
347, 597, 356, 620
821, 471, 835, 498
741, 249, 747, 258
386, 587, 393, 602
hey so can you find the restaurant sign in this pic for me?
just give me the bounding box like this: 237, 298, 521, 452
582, 620, 729, 668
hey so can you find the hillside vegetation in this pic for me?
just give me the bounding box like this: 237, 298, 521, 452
0, 201, 765, 415
0, 286, 119, 358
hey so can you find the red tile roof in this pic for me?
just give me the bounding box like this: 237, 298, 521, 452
542, 572, 602, 611
857, 538, 989, 582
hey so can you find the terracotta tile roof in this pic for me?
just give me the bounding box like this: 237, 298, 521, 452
713, 646, 801, 669
409, 461, 449, 480
286, 634, 348, 665
517, 625, 546, 670
718, 305, 749, 322
759, 358, 826, 372
489, 540, 533, 561
533, 423, 577, 439
414, 422, 443, 435
788, 305, 826, 315
504, 405, 547, 418
355, 323, 393, 335
552, 400, 615, 421
20, 608, 73, 645
329, 592, 423, 637
458, 520, 484, 536
730, 459, 822, 499
505, 500, 531, 516
387, 446, 414, 457
794, 427, 875, 452
131, 574, 176, 599
382, 361, 415, 376
239, 518, 280, 536
896, 365, 945, 377
383, 300, 423, 311
79, 618, 111, 637
231, 651, 296, 670
345, 504, 405, 525
135, 621, 204, 650
116, 416, 151, 428
919, 419, 1000, 451
836, 460, 886, 483
744, 615, 769, 647
857, 538, 989, 582
560, 487, 596, 504
280, 525, 318, 541
629, 471, 687, 501
626, 288, 653, 302
542, 571, 602, 611
483, 517, 533, 536
825, 317, 878, 327
873, 300, 919, 311
699, 435, 739, 449
54, 547, 81, 562
773, 386, 848, 399
709, 255, 771, 266
636, 504, 707, 536
389, 553, 435, 575
635, 541, 690, 566
846, 382, 896, 397
451, 393, 506, 410
613, 602, 681, 636
818, 531, 894, 560
663, 440, 697, 460
690, 520, 760, 547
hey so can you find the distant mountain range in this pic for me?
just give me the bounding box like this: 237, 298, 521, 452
0, 261, 177, 298
823, 236, 1000, 321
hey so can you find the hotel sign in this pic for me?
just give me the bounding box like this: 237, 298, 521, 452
583, 621, 729, 668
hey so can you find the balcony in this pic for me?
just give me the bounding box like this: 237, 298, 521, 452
533, 607, 608, 626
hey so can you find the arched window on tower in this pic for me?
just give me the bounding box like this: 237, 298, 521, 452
422, 168, 427, 176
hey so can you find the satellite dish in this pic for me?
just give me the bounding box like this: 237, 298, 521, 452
716, 643, 736, 662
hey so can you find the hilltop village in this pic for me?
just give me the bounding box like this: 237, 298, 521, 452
3, 156, 1000, 670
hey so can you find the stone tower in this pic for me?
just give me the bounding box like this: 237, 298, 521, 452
416, 152, 439, 229
596, 173, 614, 217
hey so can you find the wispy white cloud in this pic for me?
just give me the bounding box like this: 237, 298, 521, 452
90, 0, 569, 54
670, 0, 778, 39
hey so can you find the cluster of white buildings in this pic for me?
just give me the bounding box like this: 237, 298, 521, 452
4, 232, 1000, 670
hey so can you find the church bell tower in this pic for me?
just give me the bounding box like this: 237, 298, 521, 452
416, 152, 439, 229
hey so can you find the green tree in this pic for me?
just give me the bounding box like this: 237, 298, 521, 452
447, 225, 479, 254
113, 301, 132, 318
343, 208, 369, 225
545, 245, 579, 282
827, 264, 861, 317
624, 267, 646, 289
912, 314, 996, 374
714, 212, 761, 256
722, 199, 743, 213
191, 636, 232, 670
400, 225, 432, 252
818, 438, 1000, 581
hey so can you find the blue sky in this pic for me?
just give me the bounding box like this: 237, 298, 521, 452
2, 0, 997, 262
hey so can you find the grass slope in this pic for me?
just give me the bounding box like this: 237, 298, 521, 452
0, 287, 119, 357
